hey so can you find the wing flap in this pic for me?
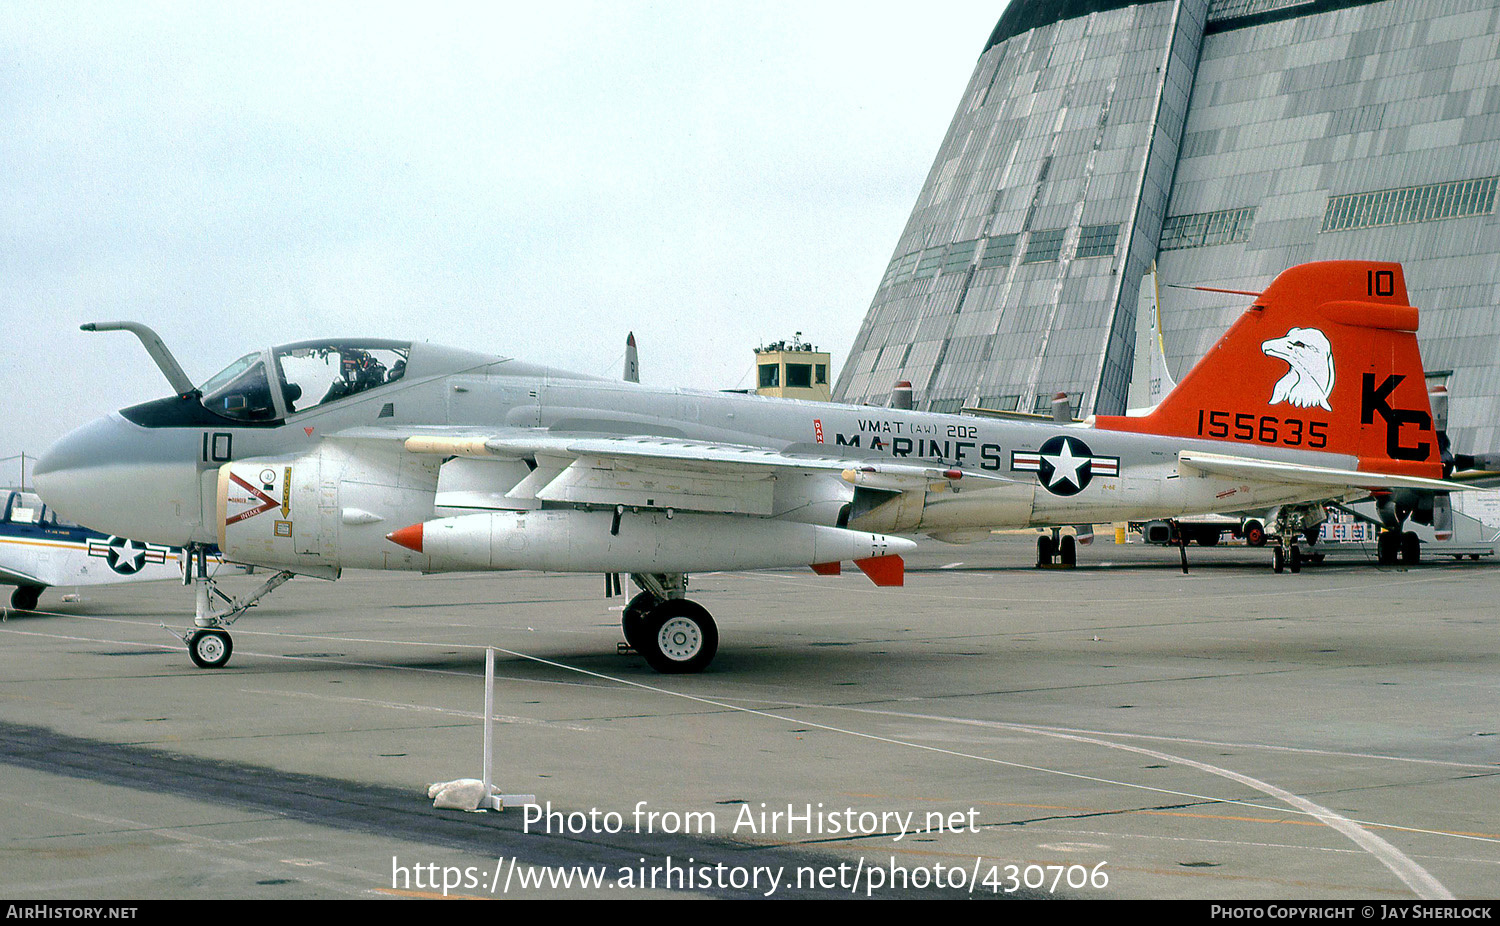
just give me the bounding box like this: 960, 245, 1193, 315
534, 454, 776, 515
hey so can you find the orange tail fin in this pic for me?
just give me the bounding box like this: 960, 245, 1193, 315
1096, 261, 1441, 478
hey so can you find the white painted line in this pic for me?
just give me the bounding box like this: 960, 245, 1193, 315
474, 648, 1455, 899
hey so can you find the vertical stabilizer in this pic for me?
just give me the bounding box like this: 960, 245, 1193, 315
623, 332, 639, 383
1097, 261, 1441, 479
1126, 262, 1177, 414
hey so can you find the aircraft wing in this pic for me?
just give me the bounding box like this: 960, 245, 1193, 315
330, 426, 1014, 517
1177, 450, 1472, 493
0, 562, 45, 587
1448, 469, 1500, 489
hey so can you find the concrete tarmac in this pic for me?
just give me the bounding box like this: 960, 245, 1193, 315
1, 535, 1496, 900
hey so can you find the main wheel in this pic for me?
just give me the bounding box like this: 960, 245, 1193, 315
188, 629, 233, 669
621, 591, 660, 653
1059, 534, 1076, 567
1272, 546, 1285, 573
1289, 545, 1302, 574
1196, 529, 1220, 547
1400, 531, 1421, 565
10, 586, 41, 611
640, 600, 718, 674
1036, 535, 1055, 567
1377, 530, 1398, 565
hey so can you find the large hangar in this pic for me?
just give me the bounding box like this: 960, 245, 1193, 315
833, 0, 1500, 457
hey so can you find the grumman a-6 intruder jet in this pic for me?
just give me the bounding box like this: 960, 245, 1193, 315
34, 261, 1467, 672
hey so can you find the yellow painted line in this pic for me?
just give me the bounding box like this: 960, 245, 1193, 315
372, 888, 488, 900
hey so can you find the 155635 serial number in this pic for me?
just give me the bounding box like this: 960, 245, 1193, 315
1196, 410, 1328, 448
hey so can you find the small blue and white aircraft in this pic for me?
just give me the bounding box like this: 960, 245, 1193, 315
0, 489, 233, 611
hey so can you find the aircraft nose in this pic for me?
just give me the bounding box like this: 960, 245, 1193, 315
33, 415, 121, 481
34, 414, 206, 546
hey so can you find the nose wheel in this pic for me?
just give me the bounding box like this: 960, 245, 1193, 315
166, 547, 295, 669
188, 629, 233, 669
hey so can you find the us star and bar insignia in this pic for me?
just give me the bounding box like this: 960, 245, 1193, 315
1011, 435, 1120, 497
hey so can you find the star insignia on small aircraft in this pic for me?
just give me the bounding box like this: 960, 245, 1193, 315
1011, 436, 1120, 497
105, 537, 147, 574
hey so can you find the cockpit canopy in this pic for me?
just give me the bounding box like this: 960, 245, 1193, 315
2, 490, 75, 528
198, 340, 411, 422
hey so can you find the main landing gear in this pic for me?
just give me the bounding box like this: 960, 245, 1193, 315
616, 573, 719, 673
1268, 507, 1326, 574
170, 544, 295, 669
9, 585, 42, 612
1271, 539, 1302, 574
1035, 529, 1077, 568
1376, 529, 1421, 566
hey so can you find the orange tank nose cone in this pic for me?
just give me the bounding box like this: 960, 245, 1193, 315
386, 523, 424, 552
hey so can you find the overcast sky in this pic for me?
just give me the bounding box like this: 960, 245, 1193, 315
1, 0, 1003, 483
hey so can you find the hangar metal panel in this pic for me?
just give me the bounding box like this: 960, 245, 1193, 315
835, 0, 1500, 457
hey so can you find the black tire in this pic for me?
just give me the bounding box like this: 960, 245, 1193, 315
1196, 530, 1220, 547
1289, 545, 1302, 574
1273, 547, 1284, 573
1400, 531, 1421, 566
1059, 534, 1076, 567
1377, 531, 1398, 565
10, 586, 42, 611
1036, 535, 1055, 568
1244, 523, 1266, 547
640, 599, 718, 674
188, 629, 233, 669
621, 591, 660, 653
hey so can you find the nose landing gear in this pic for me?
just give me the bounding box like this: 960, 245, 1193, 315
166, 545, 295, 669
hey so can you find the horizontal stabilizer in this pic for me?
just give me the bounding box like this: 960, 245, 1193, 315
1178, 451, 1470, 493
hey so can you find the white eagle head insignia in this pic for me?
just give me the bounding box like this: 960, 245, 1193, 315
1261, 327, 1334, 411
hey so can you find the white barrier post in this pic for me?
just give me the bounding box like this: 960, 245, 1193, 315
481, 647, 495, 805
479, 646, 535, 811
